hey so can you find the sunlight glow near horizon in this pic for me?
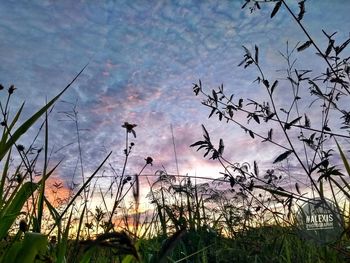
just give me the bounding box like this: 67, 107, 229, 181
1, 0, 350, 213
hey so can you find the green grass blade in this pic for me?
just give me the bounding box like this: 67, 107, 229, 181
0, 148, 11, 207
49, 151, 112, 233
36, 111, 49, 233
14, 232, 48, 263
71, 204, 87, 263
150, 228, 186, 263
0, 102, 24, 153
44, 196, 60, 223
57, 209, 73, 263
121, 240, 141, 263
0, 240, 22, 263
0, 65, 87, 161
335, 139, 350, 176
0, 181, 38, 239
173, 244, 213, 263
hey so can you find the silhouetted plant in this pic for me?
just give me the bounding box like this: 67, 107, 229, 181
192, 0, 350, 251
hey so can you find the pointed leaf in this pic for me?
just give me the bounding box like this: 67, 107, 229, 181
271, 1, 282, 18
271, 80, 278, 95
254, 161, 259, 177
201, 125, 210, 141
218, 138, 224, 156
284, 116, 302, 130
297, 40, 312, 52
273, 150, 293, 163
337, 38, 350, 55
295, 183, 301, 195
253, 114, 260, 124
336, 140, 350, 177
151, 228, 186, 263
297, 0, 305, 21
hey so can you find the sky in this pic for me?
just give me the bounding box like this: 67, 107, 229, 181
0, 0, 350, 207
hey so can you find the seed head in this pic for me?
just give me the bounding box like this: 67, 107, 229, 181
19, 219, 28, 232
145, 156, 153, 165
17, 144, 25, 152
8, 85, 16, 94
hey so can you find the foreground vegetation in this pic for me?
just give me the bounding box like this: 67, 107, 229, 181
1, 0, 350, 262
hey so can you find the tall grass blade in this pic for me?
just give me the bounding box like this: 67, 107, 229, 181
49, 151, 112, 233
57, 209, 73, 263
71, 204, 87, 263
150, 228, 186, 263
36, 111, 49, 233
13, 232, 48, 263
0, 148, 11, 207
80, 232, 139, 262
174, 244, 213, 263
44, 196, 60, 224
0, 181, 38, 239
0, 102, 24, 154
335, 139, 350, 176
0, 65, 87, 161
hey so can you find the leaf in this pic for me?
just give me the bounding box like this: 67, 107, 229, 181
201, 125, 210, 141
0, 148, 11, 207
263, 79, 269, 88
0, 103, 24, 154
218, 111, 223, 121
295, 183, 301, 195
287, 77, 298, 86
238, 98, 243, 108
0, 182, 38, 239
36, 111, 49, 233
325, 39, 334, 57
284, 116, 302, 130
56, 210, 73, 263
304, 114, 310, 128
218, 138, 224, 156
310, 159, 329, 173
273, 150, 293, 164
248, 130, 255, 139
253, 114, 260, 124
337, 38, 350, 55
208, 107, 216, 118
268, 128, 273, 140
190, 141, 206, 147
271, 80, 278, 95
335, 140, 350, 177
151, 228, 186, 263
212, 89, 218, 102
323, 125, 331, 131
270, 1, 282, 18
131, 129, 137, 138
254, 45, 259, 64
242, 45, 251, 57
254, 161, 259, 177
14, 232, 48, 263
241, 0, 249, 9
297, 0, 305, 21
266, 113, 275, 122
297, 40, 312, 52
81, 232, 139, 261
